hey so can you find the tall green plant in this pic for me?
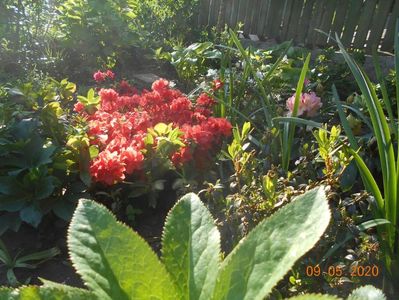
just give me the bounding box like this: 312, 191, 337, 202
334, 31, 398, 282
0, 188, 386, 299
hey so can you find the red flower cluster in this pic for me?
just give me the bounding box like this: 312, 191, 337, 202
77, 77, 232, 185
93, 70, 115, 82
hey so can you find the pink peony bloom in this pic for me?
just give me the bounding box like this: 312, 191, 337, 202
106, 70, 115, 80
286, 92, 322, 117
93, 71, 106, 82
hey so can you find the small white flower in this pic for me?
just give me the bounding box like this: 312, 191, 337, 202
255, 71, 264, 80
206, 69, 218, 78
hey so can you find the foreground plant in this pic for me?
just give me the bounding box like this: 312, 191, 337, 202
334, 27, 399, 287
0, 188, 386, 299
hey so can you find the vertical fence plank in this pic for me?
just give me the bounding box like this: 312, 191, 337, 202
280, 0, 295, 41
264, 0, 285, 39
243, 0, 256, 34
315, 0, 337, 46
353, 0, 378, 48
380, 0, 399, 52
198, 0, 211, 26
223, 0, 233, 27
237, 0, 248, 27
209, 0, 222, 27
296, 0, 316, 44
256, 0, 270, 38
328, 0, 350, 45
248, 0, 263, 35
366, 0, 394, 51
229, 0, 240, 28
307, 0, 326, 46
341, 0, 363, 47
285, 0, 306, 41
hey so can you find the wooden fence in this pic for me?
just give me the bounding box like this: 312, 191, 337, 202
198, 0, 399, 53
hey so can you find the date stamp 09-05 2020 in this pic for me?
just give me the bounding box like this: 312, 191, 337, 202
305, 265, 380, 278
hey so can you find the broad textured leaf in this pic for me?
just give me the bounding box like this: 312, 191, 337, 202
0, 287, 17, 300
162, 193, 221, 300
347, 285, 386, 300
212, 187, 330, 300
68, 199, 178, 300
0, 285, 96, 300
287, 294, 341, 300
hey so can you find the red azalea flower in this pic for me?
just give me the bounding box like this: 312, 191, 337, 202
73, 102, 85, 112
212, 79, 224, 91
79, 77, 232, 185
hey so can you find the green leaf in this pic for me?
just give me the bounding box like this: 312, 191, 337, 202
287, 294, 341, 300
357, 219, 390, 231
154, 123, 169, 135
273, 117, 323, 130
162, 193, 221, 300
212, 186, 330, 300
347, 285, 386, 300
5, 285, 96, 300
68, 199, 179, 300
19, 205, 43, 228
0, 287, 17, 300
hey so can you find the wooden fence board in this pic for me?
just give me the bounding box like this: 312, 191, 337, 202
341, 0, 363, 46
198, 0, 211, 26
381, 0, 399, 52
256, 0, 270, 37
229, 0, 240, 28
208, 0, 218, 26
244, 0, 257, 34
328, 0, 350, 45
198, 0, 396, 53
223, 0, 232, 27
264, 0, 285, 39
284, 0, 305, 41
308, 0, 326, 46
280, 0, 294, 41
353, 0, 378, 48
315, 0, 337, 45
367, 0, 394, 50
237, 0, 248, 25
296, 0, 316, 44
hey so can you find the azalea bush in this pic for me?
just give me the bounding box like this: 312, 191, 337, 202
74, 74, 232, 205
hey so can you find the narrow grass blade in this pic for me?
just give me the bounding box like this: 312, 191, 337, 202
273, 117, 323, 130
372, 48, 395, 137
281, 53, 310, 171
341, 104, 373, 131
348, 148, 384, 215
331, 85, 358, 149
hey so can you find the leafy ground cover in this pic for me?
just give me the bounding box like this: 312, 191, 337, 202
1, 1, 399, 299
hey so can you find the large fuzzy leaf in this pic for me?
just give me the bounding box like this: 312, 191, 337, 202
162, 193, 221, 300
212, 187, 330, 300
68, 199, 178, 300
0, 285, 95, 300
347, 285, 386, 300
